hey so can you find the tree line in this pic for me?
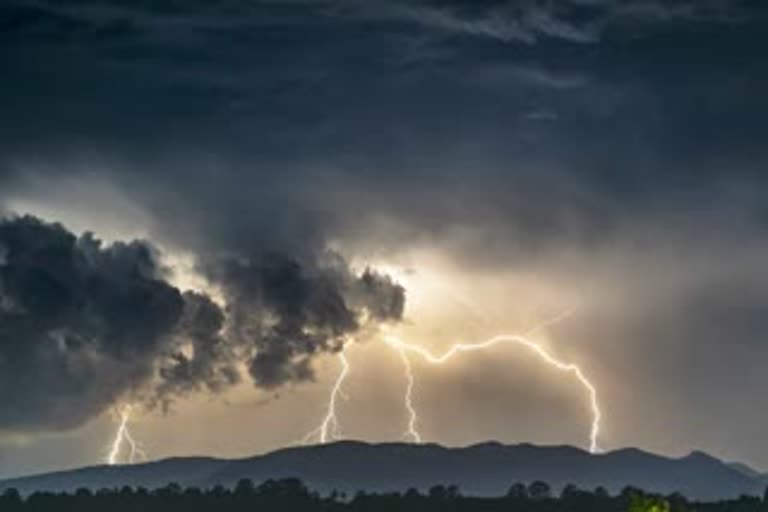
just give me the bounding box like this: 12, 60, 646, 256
1, 478, 767, 512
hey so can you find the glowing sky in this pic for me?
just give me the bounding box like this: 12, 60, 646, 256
2, 0, 768, 478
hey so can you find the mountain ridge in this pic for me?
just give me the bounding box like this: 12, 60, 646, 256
1, 441, 764, 500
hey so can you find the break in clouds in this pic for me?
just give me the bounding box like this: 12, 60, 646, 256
0, 214, 404, 433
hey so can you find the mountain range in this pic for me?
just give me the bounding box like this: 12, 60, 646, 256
1, 441, 766, 500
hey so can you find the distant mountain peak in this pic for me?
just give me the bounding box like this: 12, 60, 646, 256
683, 450, 722, 464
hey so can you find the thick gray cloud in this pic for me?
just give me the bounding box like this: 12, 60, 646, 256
206, 254, 404, 389
0, 215, 404, 433
0, 215, 184, 432
156, 291, 240, 401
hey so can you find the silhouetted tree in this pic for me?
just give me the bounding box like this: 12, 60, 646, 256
594, 486, 610, 499
562, 483, 580, 499
74, 488, 92, 498
529, 480, 552, 500
666, 491, 689, 512
622, 486, 644, 499
234, 478, 256, 497
257, 477, 310, 499
155, 482, 182, 497
629, 493, 670, 512
428, 484, 460, 501
3, 477, 767, 512
183, 486, 202, 498
209, 484, 228, 498
0, 488, 22, 510
404, 487, 421, 500
507, 482, 529, 499
621, 485, 645, 509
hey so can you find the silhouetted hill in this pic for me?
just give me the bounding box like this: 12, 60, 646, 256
728, 462, 768, 487
729, 462, 762, 478
1, 442, 764, 500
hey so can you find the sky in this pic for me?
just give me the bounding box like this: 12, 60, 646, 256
1, 0, 768, 478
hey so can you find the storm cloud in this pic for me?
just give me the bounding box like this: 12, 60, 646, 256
208, 254, 404, 388
0, 215, 404, 433
0, 215, 184, 432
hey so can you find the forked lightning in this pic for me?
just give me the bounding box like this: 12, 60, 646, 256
106, 404, 147, 465
305, 313, 603, 453
396, 346, 421, 443
302, 351, 351, 444
386, 334, 602, 453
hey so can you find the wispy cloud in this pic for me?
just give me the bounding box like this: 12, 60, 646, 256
323, 0, 751, 44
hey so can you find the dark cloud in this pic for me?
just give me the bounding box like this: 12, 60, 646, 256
207, 254, 404, 389
0, 215, 184, 432
355, 269, 406, 322
0, 215, 405, 432
156, 291, 240, 402
1, 0, 761, 167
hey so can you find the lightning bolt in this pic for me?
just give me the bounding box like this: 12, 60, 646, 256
106, 404, 148, 465
300, 306, 601, 453
396, 346, 421, 443
386, 333, 602, 453
302, 350, 351, 444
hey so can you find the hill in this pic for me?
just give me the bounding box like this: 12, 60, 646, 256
1, 441, 764, 500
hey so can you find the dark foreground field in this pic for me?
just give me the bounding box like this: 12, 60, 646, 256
2, 478, 767, 512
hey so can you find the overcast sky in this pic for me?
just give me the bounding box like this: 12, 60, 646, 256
2, 0, 768, 478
